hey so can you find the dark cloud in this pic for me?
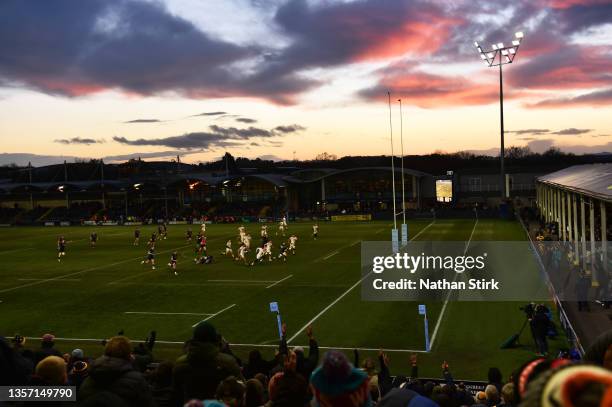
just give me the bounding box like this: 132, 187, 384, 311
592, 134, 610, 138
54, 137, 105, 145
123, 119, 162, 124
551, 128, 592, 135
0, 0, 315, 104
506, 129, 551, 136
274, 125, 306, 133
103, 150, 199, 162
112, 123, 304, 149
558, 3, 612, 33
189, 112, 227, 117
236, 117, 258, 124
527, 88, 612, 108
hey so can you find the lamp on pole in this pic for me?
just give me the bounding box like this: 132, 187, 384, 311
474, 31, 524, 200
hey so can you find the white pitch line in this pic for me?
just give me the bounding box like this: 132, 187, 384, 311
207, 279, 275, 283
107, 270, 156, 285
323, 251, 339, 260
191, 303, 236, 327
315, 240, 359, 263
0, 243, 193, 294
428, 218, 478, 350
0, 247, 34, 255
125, 311, 214, 316
18, 278, 82, 282
22, 336, 426, 353
266, 274, 293, 289
288, 220, 436, 344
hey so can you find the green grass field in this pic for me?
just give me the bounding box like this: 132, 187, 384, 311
0, 218, 566, 379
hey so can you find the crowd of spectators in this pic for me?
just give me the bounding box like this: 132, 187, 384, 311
2, 323, 611, 407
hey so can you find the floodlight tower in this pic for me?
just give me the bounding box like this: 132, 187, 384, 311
474, 31, 524, 200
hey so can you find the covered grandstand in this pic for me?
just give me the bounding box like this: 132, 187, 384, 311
534, 163, 611, 348
0, 161, 434, 225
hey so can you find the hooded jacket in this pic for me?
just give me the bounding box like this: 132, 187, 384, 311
78, 355, 153, 407
172, 340, 243, 405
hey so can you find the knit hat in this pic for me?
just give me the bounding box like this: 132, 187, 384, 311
193, 321, 217, 343
41, 333, 55, 343
71, 348, 84, 359
310, 350, 372, 407
523, 364, 612, 407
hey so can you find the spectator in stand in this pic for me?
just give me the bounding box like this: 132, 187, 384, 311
498, 383, 515, 407
310, 350, 372, 407
268, 369, 309, 407
244, 378, 266, 407
243, 349, 277, 379
32, 355, 67, 385
294, 325, 319, 380
484, 384, 500, 406
0, 336, 33, 385
148, 361, 174, 407
79, 336, 154, 407
172, 322, 243, 405
34, 333, 62, 364
215, 376, 245, 407
487, 367, 503, 393
67, 360, 88, 389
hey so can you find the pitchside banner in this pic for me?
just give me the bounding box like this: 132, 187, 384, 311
361, 241, 611, 301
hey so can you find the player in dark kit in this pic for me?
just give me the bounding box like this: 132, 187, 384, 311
141, 247, 156, 270
278, 242, 288, 262
57, 236, 67, 262
90, 232, 98, 248
168, 251, 178, 276
148, 233, 157, 247
186, 228, 193, 242
133, 228, 140, 246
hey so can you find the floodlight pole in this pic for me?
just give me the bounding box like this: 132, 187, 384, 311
474, 32, 524, 201
499, 63, 505, 200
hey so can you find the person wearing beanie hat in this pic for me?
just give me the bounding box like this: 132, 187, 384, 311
472, 390, 486, 404
173, 322, 243, 404
34, 333, 62, 364
310, 350, 372, 407
34, 355, 67, 385
71, 348, 84, 360
268, 369, 309, 407
521, 364, 612, 407
79, 336, 154, 407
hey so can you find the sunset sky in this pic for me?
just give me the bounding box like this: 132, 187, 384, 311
1, 0, 611, 166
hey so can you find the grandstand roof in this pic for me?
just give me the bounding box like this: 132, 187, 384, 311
537, 164, 612, 202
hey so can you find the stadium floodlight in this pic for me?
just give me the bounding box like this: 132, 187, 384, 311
472, 31, 525, 199
480, 54, 487, 59
474, 41, 479, 47
57, 185, 64, 192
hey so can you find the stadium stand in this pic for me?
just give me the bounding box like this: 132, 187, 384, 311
2, 324, 611, 406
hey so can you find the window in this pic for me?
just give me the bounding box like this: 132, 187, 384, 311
468, 177, 482, 192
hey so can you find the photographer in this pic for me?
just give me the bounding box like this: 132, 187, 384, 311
530, 304, 551, 356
